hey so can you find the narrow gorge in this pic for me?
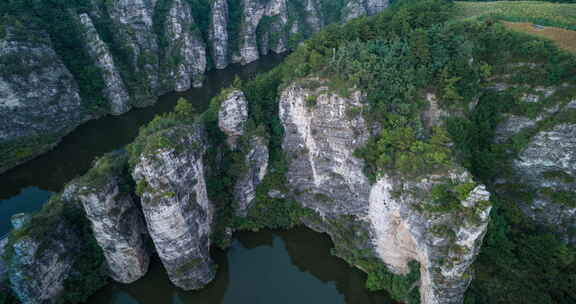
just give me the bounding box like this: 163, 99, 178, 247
1, 1, 576, 304
0, 0, 388, 174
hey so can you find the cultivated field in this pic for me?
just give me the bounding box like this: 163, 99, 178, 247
455, 1, 576, 30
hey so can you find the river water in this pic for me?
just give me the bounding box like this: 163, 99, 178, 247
0, 54, 394, 304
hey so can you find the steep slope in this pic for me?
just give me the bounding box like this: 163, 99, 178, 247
0, 0, 389, 174
277, 82, 490, 304
2, 1, 575, 304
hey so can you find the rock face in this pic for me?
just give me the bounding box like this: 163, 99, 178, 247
217, 89, 269, 216
218, 90, 249, 148
238, 0, 289, 64
105, 0, 160, 99
209, 0, 230, 69
6, 198, 87, 304
0, 0, 389, 173
0, 28, 84, 172
164, 0, 207, 90
511, 123, 576, 245
492, 80, 576, 245
234, 136, 269, 216
132, 124, 215, 290
78, 13, 132, 115
279, 82, 491, 304
343, 0, 389, 21
77, 153, 150, 284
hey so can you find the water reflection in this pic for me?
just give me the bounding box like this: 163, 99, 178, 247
0, 54, 285, 200
0, 54, 285, 224
88, 228, 396, 304
0, 187, 52, 235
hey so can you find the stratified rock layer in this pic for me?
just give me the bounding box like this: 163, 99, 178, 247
0, 0, 389, 173
77, 153, 150, 284
218, 90, 249, 148
6, 195, 87, 304
234, 135, 269, 216
132, 124, 215, 290
279, 81, 491, 304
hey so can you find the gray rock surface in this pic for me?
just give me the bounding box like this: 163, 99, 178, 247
493, 81, 576, 245
78, 13, 132, 115
77, 154, 150, 284
234, 136, 269, 216
238, 0, 289, 64
218, 90, 249, 148
279, 81, 491, 304
6, 199, 86, 304
0, 29, 84, 172
105, 0, 160, 100
164, 0, 207, 90
0, 0, 389, 173
132, 124, 215, 290
512, 123, 576, 244
209, 0, 230, 69
343, 0, 389, 21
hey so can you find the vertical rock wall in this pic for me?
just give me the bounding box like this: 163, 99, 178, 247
77, 154, 150, 284
132, 124, 215, 290
278, 81, 491, 304
77, 13, 132, 115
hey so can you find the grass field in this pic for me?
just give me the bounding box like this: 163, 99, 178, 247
455, 1, 576, 30
502, 21, 576, 53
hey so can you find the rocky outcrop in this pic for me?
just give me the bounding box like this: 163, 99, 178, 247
238, 0, 290, 64
369, 174, 491, 304
76, 153, 150, 284
218, 90, 249, 148
302, 0, 323, 33
0, 0, 389, 173
492, 80, 576, 245
0, 28, 84, 172
234, 136, 269, 216
5, 198, 87, 304
77, 13, 132, 115
502, 120, 576, 244
209, 0, 230, 69
217, 89, 269, 216
164, 0, 207, 90
104, 0, 160, 100
279, 81, 491, 304
343, 0, 389, 21
132, 124, 215, 290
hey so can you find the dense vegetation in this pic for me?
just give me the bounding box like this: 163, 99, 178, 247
196, 0, 576, 303
2, 0, 576, 303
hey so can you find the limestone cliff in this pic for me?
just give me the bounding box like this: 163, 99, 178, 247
76, 152, 150, 284
492, 79, 576, 245
216, 90, 270, 216
234, 135, 269, 216
132, 123, 216, 290
104, 0, 160, 100
209, 0, 230, 69
343, 0, 389, 21
163, 0, 207, 90
278, 82, 491, 304
3, 192, 98, 304
77, 13, 132, 115
218, 89, 249, 148
0, 28, 84, 173
0, 0, 388, 173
